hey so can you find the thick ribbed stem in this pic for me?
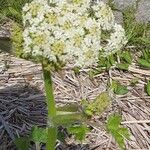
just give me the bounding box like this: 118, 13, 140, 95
42, 65, 57, 150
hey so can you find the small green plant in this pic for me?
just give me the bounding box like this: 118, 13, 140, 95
10, 22, 24, 57
122, 6, 150, 48
6, 0, 129, 149
120, 51, 132, 64
82, 92, 111, 117
116, 50, 133, 71
111, 80, 128, 95
15, 92, 111, 150
68, 124, 90, 141
107, 114, 130, 150
138, 49, 150, 68
0, 0, 32, 23
15, 126, 47, 150
99, 54, 116, 70
88, 53, 117, 78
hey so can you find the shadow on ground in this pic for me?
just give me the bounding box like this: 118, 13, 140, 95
0, 84, 89, 150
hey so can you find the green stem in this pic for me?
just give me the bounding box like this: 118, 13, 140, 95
42, 64, 57, 150
35, 142, 41, 150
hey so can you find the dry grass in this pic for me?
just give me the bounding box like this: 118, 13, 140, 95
0, 52, 150, 150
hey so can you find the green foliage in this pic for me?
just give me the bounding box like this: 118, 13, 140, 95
122, 6, 150, 48
0, 0, 32, 23
146, 81, 150, 96
83, 92, 111, 117
95, 50, 132, 73
122, 7, 138, 41
117, 63, 129, 71
98, 54, 116, 70
31, 126, 47, 143
138, 49, 150, 68
57, 103, 80, 112
51, 112, 83, 127
88, 54, 113, 77
138, 59, 150, 68
88, 68, 102, 78
121, 51, 132, 64
14, 115, 88, 149
15, 127, 48, 150
116, 50, 132, 71
10, 22, 24, 57
57, 129, 66, 142
68, 124, 90, 141
107, 114, 130, 150
111, 80, 128, 95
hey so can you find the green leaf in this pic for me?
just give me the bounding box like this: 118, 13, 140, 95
98, 54, 116, 70
57, 104, 80, 112
107, 114, 121, 131
50, 112, 83, 127
137, 37, 150, 47
88, 68, 102, 78
117, 63, 129, 71
15, 137, 30, 150
118, 127, 130, 139
0, 0, 32, 23
106, 61, 112, 69
121, 51, 132, 64
111, 81, 128, 95
146, 81, 150, 96
138, 58, 150, 68
109, 54, 116, 66
112, 131, 125, 150
107, 114, 130, 150
142, 49, 150, 61
57, 130, 66, 142
8, 7, 22, 19
68, 124, 90, 141
10, 22, 24, 57
31, 126, 47, 143
84, 108, 93, 116
115, 85, 128, 95
84, 92, 111, 116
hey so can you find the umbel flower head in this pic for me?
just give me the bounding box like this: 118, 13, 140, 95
22, 0, 127, 68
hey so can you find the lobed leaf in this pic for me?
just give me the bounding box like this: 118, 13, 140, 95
68, 124, 90, 141
31, 126, 47, 143
111, 81, 128, 95
83, 92, 111, 116
107, 114, 130, 150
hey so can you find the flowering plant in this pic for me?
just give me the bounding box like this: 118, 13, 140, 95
21, 0, 127, 149
22, 0, 127, 68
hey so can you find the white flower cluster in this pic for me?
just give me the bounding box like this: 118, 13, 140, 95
22, 0, 127, 68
